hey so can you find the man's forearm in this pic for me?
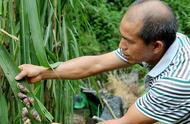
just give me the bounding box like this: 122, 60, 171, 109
41, 52, 130, 80
41, 56, 105, 80
97, 118, 127, 124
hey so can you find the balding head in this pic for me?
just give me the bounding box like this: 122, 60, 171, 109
127, 0, 173, 22
124, 0, 178, 50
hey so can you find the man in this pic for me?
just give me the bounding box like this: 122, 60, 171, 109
15, 0, 190, 123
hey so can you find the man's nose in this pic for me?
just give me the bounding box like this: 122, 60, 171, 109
119, 39, 128, 51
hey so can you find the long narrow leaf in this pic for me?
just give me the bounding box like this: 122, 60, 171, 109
0, 45, 53, 123
25, 0, 49, 67
0, 0, 2, 15
0, 45, 23, 123
0, 45, 22, 95
0, 91, 8, 124
20, 0, 30, 64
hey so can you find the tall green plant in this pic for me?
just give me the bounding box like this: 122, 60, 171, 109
0, 0, 97, 124
0, 44, 53, 124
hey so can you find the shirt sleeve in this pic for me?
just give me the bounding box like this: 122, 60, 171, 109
114, 48, 128, 62
135, 78, 190, 124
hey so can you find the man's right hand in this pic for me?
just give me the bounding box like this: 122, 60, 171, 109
15, 64, 48, 83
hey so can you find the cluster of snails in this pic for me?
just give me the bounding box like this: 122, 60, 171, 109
17, 83, 41, 124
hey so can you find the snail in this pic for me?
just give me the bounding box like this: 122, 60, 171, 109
23, 118, 31, 124
18, 92, 27, 100
28, 97, 35, 105
31, 109, 42, 122
21, 107, 28, 118
17, 83, 41, 123
22, 116, 29, 122
17, 83, 29, 93
22, 98, 31, 108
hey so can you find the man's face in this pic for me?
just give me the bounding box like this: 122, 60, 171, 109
119, 15, 154, 64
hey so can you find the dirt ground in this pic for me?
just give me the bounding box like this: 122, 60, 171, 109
73, 72, 161, 124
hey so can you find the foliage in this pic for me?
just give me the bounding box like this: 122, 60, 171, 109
79, 0, 133, 55
0, 45, 53, 123
0, 0, 93, 123
1, 0, 190, 124
164, 0, 190, 36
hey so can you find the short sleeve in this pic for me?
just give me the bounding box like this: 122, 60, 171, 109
114, 48, 128, 62
135, 78, 190, 123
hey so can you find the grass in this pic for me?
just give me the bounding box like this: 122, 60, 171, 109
1, 0, 189, 123
0, 0, 93, 123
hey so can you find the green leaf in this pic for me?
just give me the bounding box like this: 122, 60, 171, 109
0, 45, 21, 96
25, 0, 49, 67
0, 45, 23, 123
49, 62, 62, 69
34, 97, 54, 121
0, 0, 2, 15
0, 92, 8, 124
0, 45, 53, 123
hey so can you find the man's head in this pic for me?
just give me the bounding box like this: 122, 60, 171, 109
119, 0, 178, 65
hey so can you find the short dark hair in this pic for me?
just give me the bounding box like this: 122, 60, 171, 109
133, 0, 178, 50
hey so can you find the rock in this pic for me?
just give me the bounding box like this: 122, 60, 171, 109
100, 96, 123, 120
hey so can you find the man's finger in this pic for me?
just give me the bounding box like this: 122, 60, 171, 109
15, 71, 27, 80
18, 65, 24, 70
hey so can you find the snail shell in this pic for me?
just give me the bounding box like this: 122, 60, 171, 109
23, 119, 31, 124
21, 107, 28, 118
22, 98, 30, 108
22, 116, 28, 122
18, 92, 27, 100
17, 83, 29, 93
31, 109, 42, 122
28, 97, 35, 105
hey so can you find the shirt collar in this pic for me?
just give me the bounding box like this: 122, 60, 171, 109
147, 37, 179, 77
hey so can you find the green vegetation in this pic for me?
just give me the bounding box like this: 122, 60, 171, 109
0, 0, 190, 124
165, 0, 190, 36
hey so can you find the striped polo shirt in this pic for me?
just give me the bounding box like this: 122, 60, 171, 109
115, 33, 190, 124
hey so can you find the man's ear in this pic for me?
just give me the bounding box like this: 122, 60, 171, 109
152, 40, 164, 54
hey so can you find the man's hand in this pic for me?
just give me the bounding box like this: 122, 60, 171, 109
15, 64, 48, 83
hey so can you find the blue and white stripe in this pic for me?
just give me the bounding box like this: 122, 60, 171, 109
114, 33, 190, 123
114, 48, 128, 62
136, 33, 190, 124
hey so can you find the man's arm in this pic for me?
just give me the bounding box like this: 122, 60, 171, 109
15, 51, 131, 83
98, 103, 156, 124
